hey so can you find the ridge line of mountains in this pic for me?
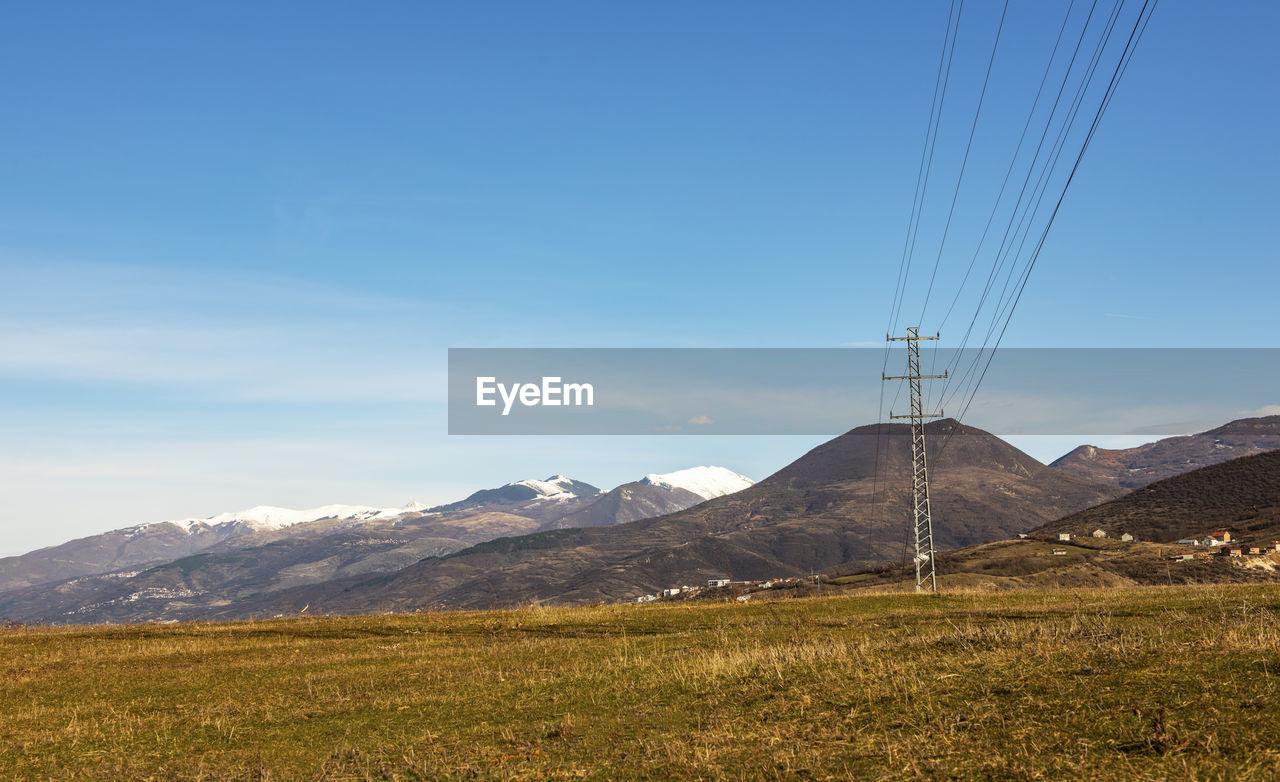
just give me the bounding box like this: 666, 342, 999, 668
0, 467, 753, 599
2, 416, 1278, 624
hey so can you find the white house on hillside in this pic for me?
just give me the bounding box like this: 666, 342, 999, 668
1204, 532, 1232, 547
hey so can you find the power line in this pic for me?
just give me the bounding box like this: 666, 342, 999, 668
888, 0, 965, 340
870, 0, 963, 558
934, 0, 1159, 464
926, 0, 1105, 411
935, 0, 1123, 410
937, 0, 1112, 400
869, 0, 1159, 583
934, 0, 1079, 336
917, 0, 1011, 328
940, 0, 1129, 414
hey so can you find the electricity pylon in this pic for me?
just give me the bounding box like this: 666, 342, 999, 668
884, 327, 947, 593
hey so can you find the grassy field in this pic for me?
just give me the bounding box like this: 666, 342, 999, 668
4, 586, 1280, 780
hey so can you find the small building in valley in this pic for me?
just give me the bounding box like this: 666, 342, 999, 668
1052, 548, 1068, 556
1205, 531, 1233, 547
1092, 529, 1108, 538
1120, 532, 1135, 542
707, 579, 731, 588
1058, 533, 1072, 542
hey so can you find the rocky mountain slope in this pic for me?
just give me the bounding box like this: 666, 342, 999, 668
1050, 415, 1280, 489
0, 503, 419, 594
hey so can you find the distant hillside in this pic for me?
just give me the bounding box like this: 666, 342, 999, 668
1035, 449, 1280, 544
1050, 415, 1280, 489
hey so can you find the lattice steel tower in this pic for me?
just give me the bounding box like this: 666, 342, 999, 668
884, 328, 947, 593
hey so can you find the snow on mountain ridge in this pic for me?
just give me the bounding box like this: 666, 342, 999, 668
124, 470, 734, 539
139, 502, 425, 535
199, 504, 401, 530
640, 466, 754, 500
508, 475, 592, 500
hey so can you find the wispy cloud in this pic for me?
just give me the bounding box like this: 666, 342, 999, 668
0, 259, 450, 401
0, 320, 445, 402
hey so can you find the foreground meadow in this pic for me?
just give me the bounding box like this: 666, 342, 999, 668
3, 586, 1280, 780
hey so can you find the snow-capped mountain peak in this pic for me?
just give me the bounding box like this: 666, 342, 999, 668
426, 475, 600, 513
639, 466, 754, 500
507, 475, 596, 500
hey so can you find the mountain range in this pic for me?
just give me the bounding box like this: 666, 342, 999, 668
0, 503, 423, 594
203, 419, 1115, 616
3, 416, 1278, 624
0, 466, 753, 622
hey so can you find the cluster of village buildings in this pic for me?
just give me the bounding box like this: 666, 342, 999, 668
1048, 528, 1280, 561
1048, 528, 1135, 555
634, 576, 816, 604
1170, 530, 1280, 560
633, 529, 1280, 603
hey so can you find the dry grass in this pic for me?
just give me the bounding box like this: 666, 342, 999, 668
3, 585, 1280, 780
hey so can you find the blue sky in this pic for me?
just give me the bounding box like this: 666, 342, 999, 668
2, 2, 1277, 553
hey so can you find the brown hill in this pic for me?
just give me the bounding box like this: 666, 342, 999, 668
1050, 415, 1280, 489
1034, 448, 1280, 544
